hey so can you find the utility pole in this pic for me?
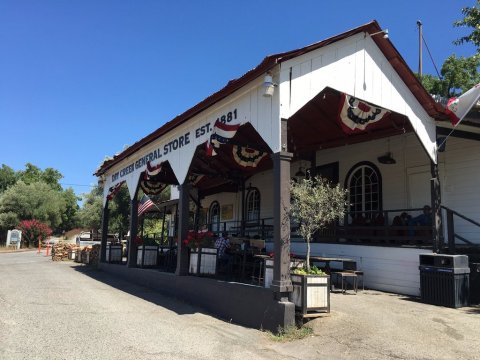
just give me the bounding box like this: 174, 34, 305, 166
417, 20, 423, 77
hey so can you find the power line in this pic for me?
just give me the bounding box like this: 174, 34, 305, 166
422, 34, 442, 79
60, 182, 96, 188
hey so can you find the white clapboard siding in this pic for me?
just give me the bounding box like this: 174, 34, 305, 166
440, 136, 480, 244
266, 242, 431, 296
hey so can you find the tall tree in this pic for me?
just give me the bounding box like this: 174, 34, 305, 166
0, 164, 17, 194
78, 186, 103, 231
454, 1, 480, 51
0, 181, 65, 231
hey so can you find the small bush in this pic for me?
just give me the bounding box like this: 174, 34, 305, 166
267, 324, 314, 342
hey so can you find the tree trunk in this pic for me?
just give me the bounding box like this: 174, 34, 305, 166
306, 234, 311, 271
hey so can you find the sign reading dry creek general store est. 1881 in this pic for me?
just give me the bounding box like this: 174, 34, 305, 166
111, 108, 239, 182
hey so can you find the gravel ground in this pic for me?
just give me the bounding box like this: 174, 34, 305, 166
1, 251, 479, 360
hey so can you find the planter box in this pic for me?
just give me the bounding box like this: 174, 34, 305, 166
264, 258, 305, 288
291, 274, 330, 315
106, 245, 122, 263
137, 245, 158, 267
189, 248, 217, 275
82, 251, 91, 264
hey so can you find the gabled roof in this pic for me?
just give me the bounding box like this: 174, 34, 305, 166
95, 20, 448, 176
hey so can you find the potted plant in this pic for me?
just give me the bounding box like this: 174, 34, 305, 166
185, 229, 217, 275
136, 236, 159, 267
289, 175, 347, 315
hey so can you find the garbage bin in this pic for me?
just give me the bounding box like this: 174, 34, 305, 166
419, 254, 470, 308
470, 262, 480, 305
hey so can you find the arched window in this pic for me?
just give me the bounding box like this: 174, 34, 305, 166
345, 162, 382, 221
209, 201, 220, 233
246, 188, 261, 223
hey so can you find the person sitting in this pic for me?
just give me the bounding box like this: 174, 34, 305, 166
215, 232, 232, 273
408, 205, 432, 236
392, 212, 411, 236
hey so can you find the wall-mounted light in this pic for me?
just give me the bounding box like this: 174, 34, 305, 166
377, 138, 396, 164
263, 74, 277, 97
366, 29, 389, 39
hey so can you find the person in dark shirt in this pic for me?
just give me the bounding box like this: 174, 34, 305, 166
408, 205, 432, 236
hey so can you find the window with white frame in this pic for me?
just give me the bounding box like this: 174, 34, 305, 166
346, 162, 382, 220
209, 201, 220, 233
246, 188, 260, 223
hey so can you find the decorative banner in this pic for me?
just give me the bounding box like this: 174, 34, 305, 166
140, 180, 167, 195
232, 145, 268, 167
146, 161, 162, 177
206, 120, 241, 156
140, 161, 167, 195
338, 93, 389, 134
106, 181, 124, 200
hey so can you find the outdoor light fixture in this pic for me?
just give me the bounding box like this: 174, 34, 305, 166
263, 74, 277, 97
366, 29, 389, 39
378, 138, 396, 164
377, 152, 396, 164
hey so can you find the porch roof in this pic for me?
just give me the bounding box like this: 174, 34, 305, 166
95, 20, 448, 177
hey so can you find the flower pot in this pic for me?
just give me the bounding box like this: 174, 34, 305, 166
290, 274, 330, 315
189, 247, 217, 275
106, 244, 122, 263
137, 245, 158, 267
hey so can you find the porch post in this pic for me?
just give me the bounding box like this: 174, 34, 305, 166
430, 160, 443, 253
271, 151, 293, 297
127, 194, 139, 268
100, 200, 110, 263
176, 182, 191, 276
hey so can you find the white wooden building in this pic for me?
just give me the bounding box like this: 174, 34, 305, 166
95, 21, 479, 330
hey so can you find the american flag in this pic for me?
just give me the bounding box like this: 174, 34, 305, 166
138, 194, 154, 217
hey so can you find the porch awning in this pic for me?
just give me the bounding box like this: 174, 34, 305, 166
287, 87, 413, 157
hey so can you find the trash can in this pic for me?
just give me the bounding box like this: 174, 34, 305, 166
419, 254, 470, 308
470, 262, 480, 305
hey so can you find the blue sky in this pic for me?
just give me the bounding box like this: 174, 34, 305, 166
0, 1, 477, 199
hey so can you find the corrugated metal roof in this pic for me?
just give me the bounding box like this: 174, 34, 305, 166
95, 20, 447, 176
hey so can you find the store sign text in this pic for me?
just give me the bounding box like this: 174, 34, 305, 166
110, 108, 238, 182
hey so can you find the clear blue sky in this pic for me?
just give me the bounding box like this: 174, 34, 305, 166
0, 1, 477, 198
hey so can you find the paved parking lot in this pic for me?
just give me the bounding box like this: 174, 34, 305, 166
1, 251, 479, 360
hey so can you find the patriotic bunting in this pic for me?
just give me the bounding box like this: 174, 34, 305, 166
139, 161, 167, 195
232, 146, 267, 168
206, 120, 240, 156
106, 181, 124, 200
338, 93, 389, 134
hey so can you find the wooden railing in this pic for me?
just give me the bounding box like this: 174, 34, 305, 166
442, 205, 480, 254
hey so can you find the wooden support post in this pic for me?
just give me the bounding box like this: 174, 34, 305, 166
271, 151, 293, 297
176, 182, 191, 276
447, 209, 455, 254
100, 201, 109, 263
430, 161, 443, 253
127, 195, 139, 268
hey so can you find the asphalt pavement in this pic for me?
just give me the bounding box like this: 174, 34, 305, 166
1, 251, 479, 360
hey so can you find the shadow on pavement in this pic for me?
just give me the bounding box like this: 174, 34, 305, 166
71, 264, 200, 316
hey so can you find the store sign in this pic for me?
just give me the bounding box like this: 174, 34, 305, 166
110, 107, 239, 183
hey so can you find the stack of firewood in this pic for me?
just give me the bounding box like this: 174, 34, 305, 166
52, 243, 80, 261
